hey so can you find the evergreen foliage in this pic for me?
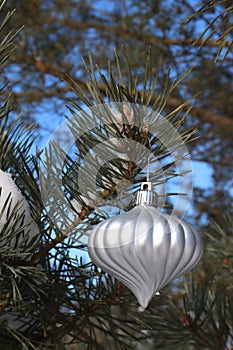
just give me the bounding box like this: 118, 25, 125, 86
183, 0, 233, 61
0, 1, 232, 349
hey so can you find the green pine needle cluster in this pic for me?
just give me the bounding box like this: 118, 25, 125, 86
0, 1, 232, 349
183, 0, 233, 61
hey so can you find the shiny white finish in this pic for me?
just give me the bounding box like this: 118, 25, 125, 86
88, 204, 203, 308
0, 170, 38, 242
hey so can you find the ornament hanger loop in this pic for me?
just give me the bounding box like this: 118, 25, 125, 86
146, 155, 151, 182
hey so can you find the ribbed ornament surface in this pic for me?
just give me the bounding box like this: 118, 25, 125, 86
88, 205, 203, 308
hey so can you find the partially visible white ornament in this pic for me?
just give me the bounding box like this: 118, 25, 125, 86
0, 169, 38, 245
88, 182, 203, 309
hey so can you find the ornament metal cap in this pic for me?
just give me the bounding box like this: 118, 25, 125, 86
135, 181, 158, 206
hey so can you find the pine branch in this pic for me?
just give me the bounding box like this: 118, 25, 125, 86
183, 0, 233, 61
1, 2, 232, 348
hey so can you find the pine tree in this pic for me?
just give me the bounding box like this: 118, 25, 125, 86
0, 1, 232, 349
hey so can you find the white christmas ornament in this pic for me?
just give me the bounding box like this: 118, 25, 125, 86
88, 182, 203, 309
0, 169, 38, 244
